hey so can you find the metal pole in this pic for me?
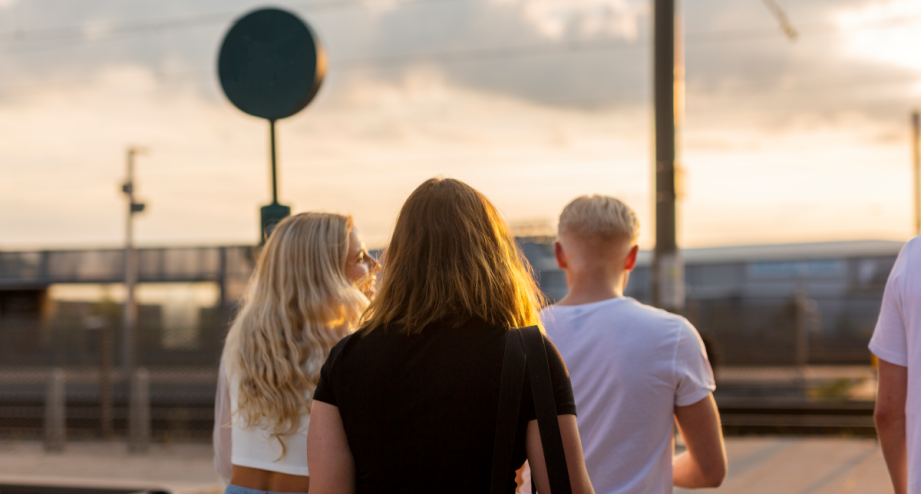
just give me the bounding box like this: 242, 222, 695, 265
259, 120, 289, 242
121, 147, 146, 448
122, 149, 138, 384
270, 119, 278, 205
652, 0, 685, 312
913, 111, 920, 235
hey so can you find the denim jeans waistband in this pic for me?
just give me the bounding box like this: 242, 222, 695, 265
225, 483, 307, 494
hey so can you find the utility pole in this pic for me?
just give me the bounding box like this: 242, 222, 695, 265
121, 147, 146, 397
652, 0, 685, 312
913, 110, 920, 235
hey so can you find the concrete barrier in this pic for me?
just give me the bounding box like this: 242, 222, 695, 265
128, 368, 150, 454
44, 368, 66, 452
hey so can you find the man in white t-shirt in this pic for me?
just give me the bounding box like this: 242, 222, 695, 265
540, 195, 726, 493
871, 236, 919, 494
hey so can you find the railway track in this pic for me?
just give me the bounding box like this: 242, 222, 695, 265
0, 399, 878, 441
0, 400, 214, 441
717, 399, 876, 437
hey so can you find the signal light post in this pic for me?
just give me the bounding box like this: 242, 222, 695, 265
121, 147, 146, 383
121, 146, 148, 452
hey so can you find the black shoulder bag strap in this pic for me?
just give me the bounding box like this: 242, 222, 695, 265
521, 325, 572, 494
491, 328, 527, 494
491, 326, 572, 494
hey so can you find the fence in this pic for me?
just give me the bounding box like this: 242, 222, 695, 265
0, 246, 256, 445
0, 241, 892, 444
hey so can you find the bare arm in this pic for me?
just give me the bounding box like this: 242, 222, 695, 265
876, 359, 908, 494
673, 394, 727, 489
526, 415, 595, 494
307, 401, 355, 494
213, 362, 233, 483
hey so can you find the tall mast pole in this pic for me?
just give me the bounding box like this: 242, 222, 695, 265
652, 0, 685, 311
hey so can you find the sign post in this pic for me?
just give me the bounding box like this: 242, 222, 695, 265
217, 8, 326, 242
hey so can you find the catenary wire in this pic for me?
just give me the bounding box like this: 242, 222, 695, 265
0, 2, 919, 57
0, 0, 467, 45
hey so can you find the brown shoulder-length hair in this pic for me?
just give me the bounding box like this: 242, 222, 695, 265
361, 177, 545, 333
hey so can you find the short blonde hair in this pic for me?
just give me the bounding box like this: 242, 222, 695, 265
558, 195, 639, 244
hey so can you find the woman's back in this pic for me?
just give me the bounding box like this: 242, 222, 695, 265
222, 363, 312, 475
314, 317, 575, 494
307, 178, 594, 494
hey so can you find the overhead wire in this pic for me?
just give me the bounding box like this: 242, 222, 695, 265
333, 12, 921, 69
684, 13, 921, 44
0, 0, 468, 55
760, 0, 798, 42
0, 1, 919, 56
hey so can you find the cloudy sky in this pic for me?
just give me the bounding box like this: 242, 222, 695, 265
0, 0, 919, 249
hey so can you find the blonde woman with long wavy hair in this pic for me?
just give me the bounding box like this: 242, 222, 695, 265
214, 212, 376, 494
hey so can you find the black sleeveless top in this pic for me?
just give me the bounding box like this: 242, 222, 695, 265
314, 317, 576, 494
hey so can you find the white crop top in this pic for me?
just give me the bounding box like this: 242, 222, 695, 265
213, 359, 311, 482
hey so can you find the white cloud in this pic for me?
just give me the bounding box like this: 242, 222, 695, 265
836, 0, 921, 71
499, 0, 647, 40
0, 65, 654, 249
1, 61, 912, 251
0, 0, 917, 251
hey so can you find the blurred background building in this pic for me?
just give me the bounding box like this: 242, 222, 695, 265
522, 238, 900, 366
0, 246, 255, 441
0, 237, 897, 440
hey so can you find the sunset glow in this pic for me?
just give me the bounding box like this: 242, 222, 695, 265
0, 0, 919, 250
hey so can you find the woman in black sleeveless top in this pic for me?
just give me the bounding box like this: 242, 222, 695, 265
307, 178, 594, 494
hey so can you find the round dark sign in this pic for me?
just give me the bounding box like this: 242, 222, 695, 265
218, 8, 326, 121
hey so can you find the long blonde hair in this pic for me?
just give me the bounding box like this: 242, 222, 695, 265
223, 212, 368, 446
361, 177, 544, 334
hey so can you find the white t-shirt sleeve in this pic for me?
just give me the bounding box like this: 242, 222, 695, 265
870, 248, 909, 367
673, 320, 717, 407
213, 359, 233, 483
